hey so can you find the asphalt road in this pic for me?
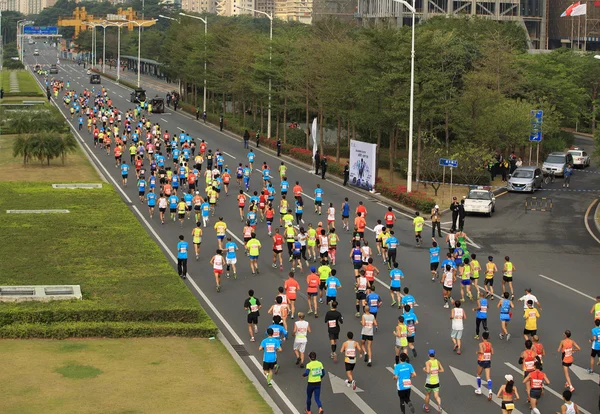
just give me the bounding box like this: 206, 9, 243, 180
26, 43, 600, 414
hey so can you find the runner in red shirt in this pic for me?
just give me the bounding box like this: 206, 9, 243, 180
237, 190, 246, 221
284, 272, 301, 319
222, 170, 231, 195
259, 193, 268, 221
272, 228, 284, 270
306, 267, 320, 317
356, 201, 368, 219
200, 141, 207, 155
293, 181, 303, 202
384, 206, 396, 229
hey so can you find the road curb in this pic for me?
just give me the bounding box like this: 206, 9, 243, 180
594, 197, 600, 235
584, 198, 600, 246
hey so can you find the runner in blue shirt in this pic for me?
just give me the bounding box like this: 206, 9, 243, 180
137, 178, 146, 203
441, 252, 456, 272
341, 198, 350, 231
247, 209, 258, 228
314, 184, 324, 215
200, 200, 211, 227
325, 269, 342, 304
120, 161, 129, 186
173, 148, 180, 164
171, 173, 179, 192
389, 262, 404, 307
590, 319, 600, 373
149, 175, 156, 192
247, 151, 255, 169
385, 232, 399, 269
147, 191, 156, 218
266, 315, 288, 341
403, 304, 418, 357
393, 353, 416, 413
430, 241, 441, 281
183, 191, 194, 220
280, 178, 289, 195
243, 165, 251, 191
267, 183, 276, 203
217, 154, 224, 172
262, 166, 270, 185
176, 235, 188, 279
259, 328, 282, 386
168, 194, 179, 221
224, 236, 239, 278
401, 287, 416, 309
292, 239, 303, 271
78, 116, 83, 130
366, 286, 382, 320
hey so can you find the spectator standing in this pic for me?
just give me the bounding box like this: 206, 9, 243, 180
450, 197, 460, 232
314, 151, 321, 175
343, 161, 350, 186
243, 130, 250, 149
321, 157, 328, 180
431, 205, 442, 238
563, 164, 573, 188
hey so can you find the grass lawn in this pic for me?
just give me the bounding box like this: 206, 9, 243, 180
0, 134, 99, 182
0, 183, 203, 317
0, 69, 43, 96
0, 337, 272, 414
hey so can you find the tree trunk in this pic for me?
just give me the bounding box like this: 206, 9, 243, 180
276, 111, 280, 140
243, 100, 247, 125
352, 122, 356, 141
445, 108, 450, 154
283, 95, 288, 144
347, 119, 351, 147
253, 100, 257, 123
389, 128, 395, 184
335, 117, 341, 163
260, 101, 264, 133
375, 127, 381, 185
305, 89, 309, 150
592, 85, 598, 136
222, 92, 226, 116
416, 118, 422, 187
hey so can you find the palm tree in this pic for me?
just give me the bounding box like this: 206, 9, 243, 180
8, 113, 34, 135
28, 134, 58, 166
12, 136, 30, 166
55, 134, 78, 165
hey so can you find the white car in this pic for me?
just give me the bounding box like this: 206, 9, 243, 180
567, 148, 590, 168
463, 188, 496, 217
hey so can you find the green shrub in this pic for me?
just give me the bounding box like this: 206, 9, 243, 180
3, 91, 44, 97
0, 321, 218, 339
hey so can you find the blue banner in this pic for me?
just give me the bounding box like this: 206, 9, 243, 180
23, 26, 59, 35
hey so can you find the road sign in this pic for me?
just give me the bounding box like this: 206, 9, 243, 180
328, 372, 376, 414
23, 26, 59, 35
439, 158, 458, 168
529, 109, 543, 142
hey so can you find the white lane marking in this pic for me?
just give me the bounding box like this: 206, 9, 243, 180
177, 127, 185, 131
301, 192, 315, 201
538, 274, 595, 301
35, 69, 300, 414
160, 118, 169, 123
584, 199, 600, 245
117, 94, 123, 98
504, 362, 592, 414
222, 151, 236, 160
385, 367, 447, 413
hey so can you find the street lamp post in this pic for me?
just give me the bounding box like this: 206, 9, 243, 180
179, 13, 207, 114
101, 22, 108, 74
236, 6, 273, 139
113, 22, 128, 81
393, 0, 416, 192
128, 19, 158, 88
83, 22, 100, 69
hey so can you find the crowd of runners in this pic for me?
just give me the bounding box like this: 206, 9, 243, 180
53, 79, 600, 414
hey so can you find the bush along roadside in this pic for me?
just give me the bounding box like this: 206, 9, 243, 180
92, 69, 138, 90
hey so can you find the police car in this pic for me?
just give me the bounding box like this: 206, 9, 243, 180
567, 148, 590, 168
463, 187, 496, 217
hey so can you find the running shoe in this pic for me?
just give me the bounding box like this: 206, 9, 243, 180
391, 301, 397, 307
407, 401, 415, 413
352, 380, 356, 390
487, 392, 493, 401
474, 335, 480, 340
250, 337, 255, 342
274, 364, 280, 374
474, 389, 482, 395
422, 405, 430, 413
296, 357, 301, 365
506, 333, 511, 341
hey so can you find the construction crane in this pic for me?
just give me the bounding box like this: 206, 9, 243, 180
58, 7, 157, 37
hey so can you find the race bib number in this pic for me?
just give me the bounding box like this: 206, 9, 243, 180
250, 305, 258, 312
266, 344, 275, 353
482, 352, 491, 361
328, 320, 337, 328
346, 349, 356, 358
402, 379, 412, 387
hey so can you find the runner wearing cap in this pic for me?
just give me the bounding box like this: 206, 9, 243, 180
496, 374, 519, 414
423, 349, 444, 413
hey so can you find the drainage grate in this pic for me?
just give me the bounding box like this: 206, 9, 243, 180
232, 344, 250, 357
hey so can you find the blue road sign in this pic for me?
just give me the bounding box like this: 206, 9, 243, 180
23, 26, 59, 35
530, 109, 543, 142
439, 158, 458, 168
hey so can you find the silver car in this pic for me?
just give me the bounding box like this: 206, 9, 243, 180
507, 166, 543, 193
542, 152, 573, 177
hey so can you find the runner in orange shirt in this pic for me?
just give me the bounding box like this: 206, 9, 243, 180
557, 330, 581, 392
384, 206, 396, 229
113, 145, 122, 167
284, 272, 301, 319
356, 201, 368, 219
306, 267, 320, 318
293, 181, 303, 202
222, 169, 231, 195
354, 213, 367, 240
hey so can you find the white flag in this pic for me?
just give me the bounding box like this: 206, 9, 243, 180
571, 3, 587, 16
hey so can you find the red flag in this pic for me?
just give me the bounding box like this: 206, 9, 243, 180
561, 1, 580, 16
595, 0, 600, 6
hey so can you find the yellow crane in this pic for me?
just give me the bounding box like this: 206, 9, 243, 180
58, 7, 156, 37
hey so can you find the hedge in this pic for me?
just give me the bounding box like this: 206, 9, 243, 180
0, 306, 205, 325
2, 91, 45, 97
92, 69, 138, 90
0, 321, 218, 339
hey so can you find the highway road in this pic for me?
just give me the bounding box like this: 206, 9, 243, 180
25, 43, 600, 414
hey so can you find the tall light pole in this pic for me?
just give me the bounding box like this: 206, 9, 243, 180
128, 19, 158, 88
179, 13, 207, 114
83, 22, 101, 69
101, 21, 109, 74
393, 0, 416, 192
236, 6, 273, 139
112, 22, 128, 81
16, 19, 26, 60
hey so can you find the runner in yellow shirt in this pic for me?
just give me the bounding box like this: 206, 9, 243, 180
413, 212, 425, 247
246, 234, 262, 275
214, 217, 227, 250
192, 222, 203, 260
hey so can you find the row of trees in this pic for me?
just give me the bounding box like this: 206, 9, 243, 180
73, 14, 597, 184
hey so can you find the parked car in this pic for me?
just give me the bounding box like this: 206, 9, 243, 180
90, 74, 101, 84
567, 148, 590, 168
507, 166, 543, 193
541, 152, 573, 177
463, 187, 496, 217
130, 88, 146, 104
33, 49, 39, 56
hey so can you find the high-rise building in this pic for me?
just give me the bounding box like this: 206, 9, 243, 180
181, 0, 216, 13
274, 0, 313, 23
356, 0, 549, 50
216, 0, 255, 16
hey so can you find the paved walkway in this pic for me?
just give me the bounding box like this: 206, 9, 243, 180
9, 72, 20, 93
102, 66, 176, 94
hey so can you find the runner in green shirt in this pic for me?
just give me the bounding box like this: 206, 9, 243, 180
317, 261, 332, 304
303, 352, 325, 414
413, 211, 425, 247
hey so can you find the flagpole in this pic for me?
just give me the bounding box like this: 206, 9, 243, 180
572, 17, 575, 49
578, 15, 581, 49
584, 2, 588, 51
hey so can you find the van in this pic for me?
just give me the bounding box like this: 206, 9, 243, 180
541, 152, 573, 177
33, 49, 39, 56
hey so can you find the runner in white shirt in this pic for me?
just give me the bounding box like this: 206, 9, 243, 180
450, 300, 466, 355
158, 195, 168, 224
209, 249, 225, 292
518, 288, 542, 310
442, 264, 456, 309
293, 313, 311, 368
373, 221, 384, 256
327, 203, 336, 230
361, 242, 372, 266
277, 287, 290, 331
